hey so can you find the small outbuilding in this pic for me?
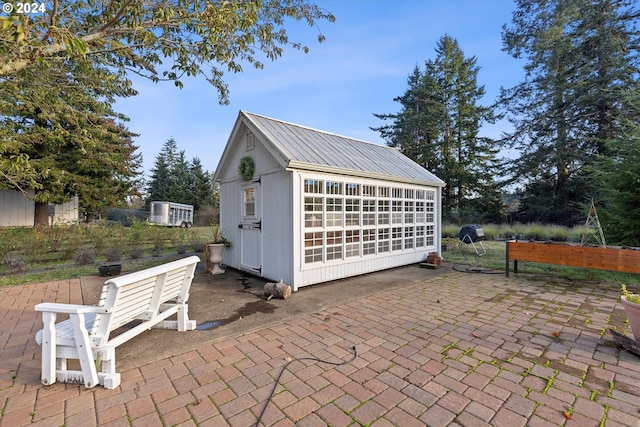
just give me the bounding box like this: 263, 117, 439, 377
213, 111, 445, 291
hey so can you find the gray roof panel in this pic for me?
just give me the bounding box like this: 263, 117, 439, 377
242, 111, 445, 186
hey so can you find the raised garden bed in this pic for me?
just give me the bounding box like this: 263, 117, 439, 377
505, 241, 640, 277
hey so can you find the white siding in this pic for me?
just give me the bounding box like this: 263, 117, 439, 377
51, 198, 79, 225
0, 190, 35, 227
260, 171, 294, 284
292, 171, 439, 290
214, 112, 443, 290
0, 190, 78, 227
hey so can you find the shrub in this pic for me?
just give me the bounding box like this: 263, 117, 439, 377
129, 245, 145, 259
2, 253, 25, 274
104, 246, 122, 261
74, 247, 96, 265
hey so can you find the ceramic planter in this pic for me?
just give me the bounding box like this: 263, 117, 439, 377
207, 243, 226, 275
621, 296, 640, 341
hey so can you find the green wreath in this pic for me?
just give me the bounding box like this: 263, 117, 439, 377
238, 156, 255, 181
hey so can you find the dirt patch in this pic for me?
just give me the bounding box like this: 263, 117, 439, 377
79, 260, 452, 370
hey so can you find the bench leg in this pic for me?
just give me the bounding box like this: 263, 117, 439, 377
177, 305, 196, 331
40, 312, 58, 386
96, 348, 121, 389
69, 313, 99, 388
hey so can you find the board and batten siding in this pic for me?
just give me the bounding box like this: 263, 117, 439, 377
0, 190, 78, 227
292, 171, 441, 290
0, 190, 35, 227
260, 170, 294, 284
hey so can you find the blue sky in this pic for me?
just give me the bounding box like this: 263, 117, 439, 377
115, 0, 523, 178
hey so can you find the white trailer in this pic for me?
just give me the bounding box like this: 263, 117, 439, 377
149, 201, 194, 227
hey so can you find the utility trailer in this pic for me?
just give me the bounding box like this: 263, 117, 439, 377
149, 201, 193, 228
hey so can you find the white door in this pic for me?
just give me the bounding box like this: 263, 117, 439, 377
240, 184, 262, 274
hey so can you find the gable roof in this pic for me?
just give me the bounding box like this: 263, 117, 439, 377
214, 111, 445, 187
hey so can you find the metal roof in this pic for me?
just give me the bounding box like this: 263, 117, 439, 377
240, 111, 444, 187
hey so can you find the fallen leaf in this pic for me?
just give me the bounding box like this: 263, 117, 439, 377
552, 331, 561, 337
563, 411, 573, 420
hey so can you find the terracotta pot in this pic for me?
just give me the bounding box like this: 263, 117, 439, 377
207, 243, 226, 275
621, 296, 640, 341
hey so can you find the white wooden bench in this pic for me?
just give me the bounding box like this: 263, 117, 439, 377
35, 255, 200, 389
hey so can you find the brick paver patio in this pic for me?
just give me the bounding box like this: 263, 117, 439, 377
1, 270, 639, 426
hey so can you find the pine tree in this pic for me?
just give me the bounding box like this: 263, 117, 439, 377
146, 139, 177, 205
373, 35, 501, 221
189, 158, 215, 212
500, 0, 640, 224
590, 93, 640, 245
146, 139, 216, 214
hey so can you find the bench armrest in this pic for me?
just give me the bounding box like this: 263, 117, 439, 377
35, 302, 111, 314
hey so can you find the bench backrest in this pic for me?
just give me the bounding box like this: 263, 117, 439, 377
90, 256, 200, 345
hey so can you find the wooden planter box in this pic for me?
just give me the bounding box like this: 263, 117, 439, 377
506, 241, 640, 277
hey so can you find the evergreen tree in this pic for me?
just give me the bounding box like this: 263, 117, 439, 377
147, 139, 178, 204
500, 0, 640, 224
0, 58, 141, 224
590, 93, 640, 245
189, 158, 215, 212
1, 1, 334, 193
373, 35, 501, 221
146, 139, 216, 214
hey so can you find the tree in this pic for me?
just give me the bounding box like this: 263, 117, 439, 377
373, 35, 501, 221
0, 1, 334, 104
1, 1, 334, 201
146, 138, 215, 213
500, 0, 640, 224
147, 138, 179, 204
188, 158, 216, 211
0, 58, 142, 224
590, 94, 640, 245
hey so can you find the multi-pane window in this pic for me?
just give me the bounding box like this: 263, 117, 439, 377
363, 229, 376, 255
303, 177, 437, 264
326, 231, 343, 260
426, 200, 435, 222
304, 232, 323, 263
404, 226, 414, 249
304, 179, 323, 194
415, 201, 425, 223
345, 230, 360, 257
378, 228, 390, 253
363, 185, 376, 197
345, 183, 360, 196
363, 199, 376, 225
416, 226, 425, 247
404, 201, 414, 223
345, 199, 360, 226
304, 197, 323, 227
326, 198, 343, 227
378, 200, 389, 225
326, 181, 343, 195
392, 200, 403, 224
392, 227, 403, 251
426, 225, 435, 246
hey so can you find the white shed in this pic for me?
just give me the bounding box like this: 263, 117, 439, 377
213, 111, 445, 291
0, 190, 79, 227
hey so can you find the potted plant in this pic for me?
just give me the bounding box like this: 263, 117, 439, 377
204, 225, 230, 275
621, 285, 640, 341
